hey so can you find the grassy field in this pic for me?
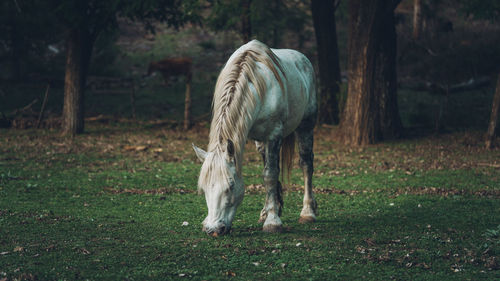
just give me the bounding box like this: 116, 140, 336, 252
1, 24, 499, 280
1, 123, 499, 280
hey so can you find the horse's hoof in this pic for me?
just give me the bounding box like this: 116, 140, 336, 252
258, 213, 267, 223
263, 224, 283, 233
298, 216, 316, 224
258, 210, 268, 223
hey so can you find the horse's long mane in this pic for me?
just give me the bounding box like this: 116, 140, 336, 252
207, 40, 285, 176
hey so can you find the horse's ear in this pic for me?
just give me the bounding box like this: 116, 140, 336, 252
192, 143, 207, 162
227, 139, 235, 159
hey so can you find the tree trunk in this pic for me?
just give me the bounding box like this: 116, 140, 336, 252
10, 18, 24, 79
184, 80, 192, 130
311, 0, 342, 125
376, 5, 403, 140
62, 27, 93, 136
271, 0, 281, 47
241, 0, 252, 42
412, 0, 423, 40
486, 74, 500, 149
339, 0, 402, 145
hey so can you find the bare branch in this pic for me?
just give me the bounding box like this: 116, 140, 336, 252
13, 0, 21, 13
334, 0, 341, 11
37, 84, 50, 128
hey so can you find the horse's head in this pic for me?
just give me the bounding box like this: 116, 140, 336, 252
192, 140, 244, 236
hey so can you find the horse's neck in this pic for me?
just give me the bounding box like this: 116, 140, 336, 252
208, 129, 249, 177
208, 96, 257, 170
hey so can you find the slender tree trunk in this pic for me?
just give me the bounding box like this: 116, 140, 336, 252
184, 80, 192, 130
271, 0, 281, 47
241, 0, 252, 42
10, 20, 23, 79
339, 0, 402, 145
412, 0, 423, 40
486, 74, 500, 149
311, 0, 342, 125
62, 27, 93, 136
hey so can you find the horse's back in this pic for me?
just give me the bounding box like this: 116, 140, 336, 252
273, 48, 316, 128
249, 46, 316, 140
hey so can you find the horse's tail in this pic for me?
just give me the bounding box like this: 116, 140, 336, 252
281, 133, 295, 184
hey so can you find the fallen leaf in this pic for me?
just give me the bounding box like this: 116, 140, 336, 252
364, 238, 376, 246
485, 256, 498, 270
13, 246, 23, 252
356, 245, 366, 254
123, 145, 148, 152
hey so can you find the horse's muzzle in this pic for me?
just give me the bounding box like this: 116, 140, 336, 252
204, 225, 230, 237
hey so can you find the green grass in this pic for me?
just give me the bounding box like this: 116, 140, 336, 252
1, 26, 499, 280
1, 125, 499, 280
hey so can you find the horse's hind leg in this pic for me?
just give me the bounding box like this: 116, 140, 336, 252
258, 138, 283, 232
255, 141, 268, 223
255, 141, 266, 166
296, 124, 317, 223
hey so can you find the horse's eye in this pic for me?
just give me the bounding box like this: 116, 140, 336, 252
229, 180, 235, 191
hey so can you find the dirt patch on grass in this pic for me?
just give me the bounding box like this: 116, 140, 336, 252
103, 186, 196, 195
248, 183, 500, 198
1, 122, 499, 196
313, 125, 500, 173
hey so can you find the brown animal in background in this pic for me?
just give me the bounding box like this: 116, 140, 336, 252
147, 57, 192, 86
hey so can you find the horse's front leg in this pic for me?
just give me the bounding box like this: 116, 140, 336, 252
258, 138, 284, 233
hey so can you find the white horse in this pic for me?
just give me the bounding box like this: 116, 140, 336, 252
193, 40, 317, 236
